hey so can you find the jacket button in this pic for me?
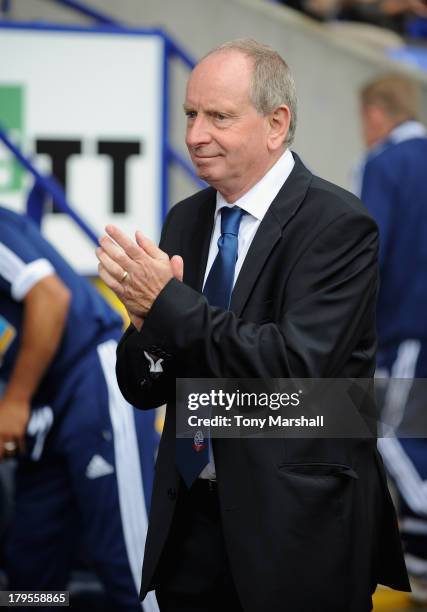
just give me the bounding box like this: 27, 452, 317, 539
167, 488, 177, 501
140, 379, 149, 388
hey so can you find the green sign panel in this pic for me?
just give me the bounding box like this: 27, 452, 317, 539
0, 85, 24, 192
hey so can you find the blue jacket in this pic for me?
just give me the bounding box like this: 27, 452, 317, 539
358, 121, 427, 347
0, 206, 122, 404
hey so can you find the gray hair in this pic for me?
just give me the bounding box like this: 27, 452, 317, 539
360, 74, 420, 122
203, 38, 297, 146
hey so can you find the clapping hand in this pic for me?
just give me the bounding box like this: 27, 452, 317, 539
96, 225, 183, 330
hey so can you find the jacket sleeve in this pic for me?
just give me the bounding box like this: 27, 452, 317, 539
128, 211, 378, 384
116, 322, 177, 408
361, 156, 396, 270
116, 205, 179, 409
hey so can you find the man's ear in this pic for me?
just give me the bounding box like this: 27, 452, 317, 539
267, 105, 291, 151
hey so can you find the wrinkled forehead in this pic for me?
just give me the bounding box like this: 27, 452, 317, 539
185, 50, 254, 105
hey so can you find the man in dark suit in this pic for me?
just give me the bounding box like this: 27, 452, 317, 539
97, 39, 409, 612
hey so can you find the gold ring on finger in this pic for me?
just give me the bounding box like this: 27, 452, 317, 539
3, 440, 17, 454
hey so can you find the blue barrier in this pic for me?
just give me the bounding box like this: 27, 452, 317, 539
47, 0, 118, 25
0, 124, 99, 242
168, 147, 206, 190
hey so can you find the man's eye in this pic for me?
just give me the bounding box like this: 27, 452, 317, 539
215, 113, 226, 121
185, 111, 196, 119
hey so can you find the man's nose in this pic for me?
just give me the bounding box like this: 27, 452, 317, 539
186, 115, 212, 149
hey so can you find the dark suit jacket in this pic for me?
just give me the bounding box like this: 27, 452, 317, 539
116, 155, 409, 612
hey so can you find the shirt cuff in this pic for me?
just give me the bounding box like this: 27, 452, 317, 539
144, 351, 164, 374
11, 258, 55, 301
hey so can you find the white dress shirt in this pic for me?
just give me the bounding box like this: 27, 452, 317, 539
145, 149, 295, 479
203, 148, 295, 289
201, 149, 295, 478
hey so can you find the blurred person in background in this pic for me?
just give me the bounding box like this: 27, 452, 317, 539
0, 205, 158, 612
340, 0, 427, 33
355, 73, 427, 605
282, 0, 427, 33
283, 0, 344, 19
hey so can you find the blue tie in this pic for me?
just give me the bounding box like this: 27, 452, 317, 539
176, 206, 245, 487
203, 206, 245, 309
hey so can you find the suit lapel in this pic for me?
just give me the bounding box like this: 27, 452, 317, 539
183, 187, 217, 291
230, 154, 313, 316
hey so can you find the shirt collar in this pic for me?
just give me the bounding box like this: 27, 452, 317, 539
215, 149, 295, 221
389, 120, 427, 145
